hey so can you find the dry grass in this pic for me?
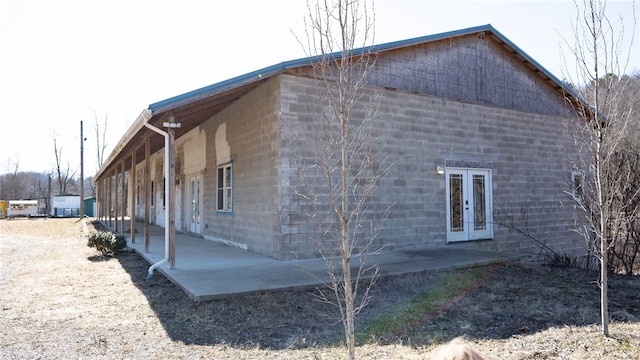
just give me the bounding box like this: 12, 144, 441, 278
1, 218, 639, 359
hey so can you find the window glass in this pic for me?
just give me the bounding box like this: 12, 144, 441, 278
472, 174, 486, 231
573, 171, 583, 199
217, 164, 233, 212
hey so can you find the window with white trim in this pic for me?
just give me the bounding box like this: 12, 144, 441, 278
572, 170, 584, 200
217, 163, 233, 212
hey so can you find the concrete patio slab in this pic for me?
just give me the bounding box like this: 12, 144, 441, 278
120, 222, 508, 301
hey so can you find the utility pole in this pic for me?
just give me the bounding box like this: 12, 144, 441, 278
80, 120, 84, 219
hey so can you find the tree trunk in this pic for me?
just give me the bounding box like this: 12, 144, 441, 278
342, 241, 356, 360
601, 235, 609, 336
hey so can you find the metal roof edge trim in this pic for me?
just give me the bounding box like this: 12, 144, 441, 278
484, 25, 586, 104
148, 57, 317, 113
367, 24, 496, 53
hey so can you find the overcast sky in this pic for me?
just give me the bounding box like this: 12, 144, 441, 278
1, 0, 638, 174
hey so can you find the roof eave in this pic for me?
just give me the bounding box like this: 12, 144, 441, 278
482, 25, 589, 113
94, 109, 152, 181
148, 57, 317, 114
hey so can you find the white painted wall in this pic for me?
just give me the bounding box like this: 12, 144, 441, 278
128, 127, 207, 231
180, 126, 207, 175
177, 126, 207, 234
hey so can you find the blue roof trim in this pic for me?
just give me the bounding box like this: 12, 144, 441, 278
367, 24, 495, 53
488, 26, 590, 111
149, 57, 312, 112
148, 24, 581, 114
485, 26, 581, 95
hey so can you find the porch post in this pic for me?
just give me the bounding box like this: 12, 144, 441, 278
167, 122, 177, 270
107, 170, 112, 229
144, 137, 151, 253
99, 179, 103, 221
95, 180, 100, 220
96, 179, 100, 221
130, 149, 137, 243
114, 164, 119, 233
101, 178, 106, 222
99, 180, 103, 221
120, 159, 126, 235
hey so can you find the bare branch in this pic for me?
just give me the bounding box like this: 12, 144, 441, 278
562, 0, 638, 337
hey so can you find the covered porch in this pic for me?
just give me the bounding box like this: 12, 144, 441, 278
93, 71, 272, 269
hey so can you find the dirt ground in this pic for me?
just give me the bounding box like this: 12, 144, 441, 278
1, 218, 639, 359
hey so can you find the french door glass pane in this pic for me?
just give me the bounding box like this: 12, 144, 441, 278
449, 174, 464, 232
473, 174, 486, 231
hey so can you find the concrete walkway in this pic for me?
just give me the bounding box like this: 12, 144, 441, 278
120, 222, 508, 301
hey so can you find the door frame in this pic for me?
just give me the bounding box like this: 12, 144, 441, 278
445, 167, 493, 242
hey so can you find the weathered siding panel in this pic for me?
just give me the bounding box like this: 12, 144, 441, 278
368, 34, 570, 116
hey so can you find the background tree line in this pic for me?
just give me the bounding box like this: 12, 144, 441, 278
0, 164, 95, 201
579, 71, 640, 275
1, 112, 107, 202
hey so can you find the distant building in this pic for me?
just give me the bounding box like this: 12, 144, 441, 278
51, 194, 80, 218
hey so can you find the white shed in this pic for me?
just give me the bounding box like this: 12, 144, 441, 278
51, 195, 81, 217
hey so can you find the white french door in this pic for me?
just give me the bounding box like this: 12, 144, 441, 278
189, 175, 203, 235
446, 168, 492, 242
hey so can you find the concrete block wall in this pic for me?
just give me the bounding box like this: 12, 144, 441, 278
279, 74, 585, 259
200, 77, 283, 258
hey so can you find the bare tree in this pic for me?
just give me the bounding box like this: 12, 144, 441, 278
562, 0, 637, 337
294, 1, 389, 358
94, 111, 109, 169
53, 133, 77, 195
1, 158, 26, 200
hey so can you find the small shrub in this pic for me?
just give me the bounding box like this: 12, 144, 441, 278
87, 231, 127, 256
546, 252, 579, 268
